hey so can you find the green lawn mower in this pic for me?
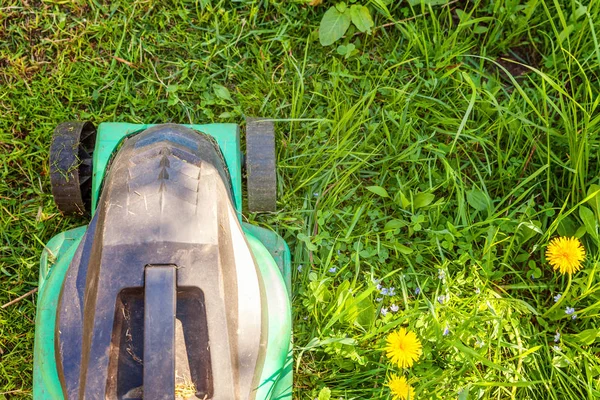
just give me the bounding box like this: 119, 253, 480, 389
33, 121, 292, 399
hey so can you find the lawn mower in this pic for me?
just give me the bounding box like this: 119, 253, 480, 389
33, 120, 292, 399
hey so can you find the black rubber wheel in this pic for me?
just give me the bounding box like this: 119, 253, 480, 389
246, 118, 276, 212
50, 121, 96, 215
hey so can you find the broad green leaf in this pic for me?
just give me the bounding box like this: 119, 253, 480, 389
579, 205, 597, 239
366, 185, 389, 198
586, 184, 600, 214
393, 242, 414, 254
213, 84, 232, 101
308, 280, 331, 303
575, 5, 587, 19
297, 233, 318, 251
446, 221, 460, 236
558, 25, 574, 44
530, 264, 542, 279
515, 253, 529, 263
455, 9, 469, 22
558, 216, 577, 236
414, 192, 435, 209
319, 6, 351, 46
536, 316, 549, 330
384, 219, 407, 231
342, 294, 374, 328
350, 5, 374, 33
336, 43, 356, 58
335, 2, 347, 13
355, 297, 375, 328
167, 95, 179, 106
573, 329, 599, 345
553, 355, 570, 368
335, 280, 351, 307
517, 220, 542, 244
343, 43, 356, 58
318, 387, 331, 400
400, 191, 411, 208
467, 188, 489, 211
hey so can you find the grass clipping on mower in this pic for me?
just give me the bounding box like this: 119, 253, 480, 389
175, 381, 197, 399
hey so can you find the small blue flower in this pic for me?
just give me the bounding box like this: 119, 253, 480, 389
554, 332, 561, 342
437, 295, 446, 304
554, 294, 562, 303
387, 287, 396, 296
565, 307, 577, 319
553, 345, 561, 352
438, 269, 446, 280
328, 267, 337, 273
565, 306, 575, 315
376, 297, 383, 302
390, 304, 399, 313
443, 326, 450, 336
415, 287, 421, 295
376, 283, 383, 291
380, 287, 389, 296
381, 307, 388, 316
297, 265, 303, 272
313, 192, 319, 197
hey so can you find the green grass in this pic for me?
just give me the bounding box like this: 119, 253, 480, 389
1, 0, 600, 398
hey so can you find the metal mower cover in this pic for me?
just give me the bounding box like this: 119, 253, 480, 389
34, 122, 292, 399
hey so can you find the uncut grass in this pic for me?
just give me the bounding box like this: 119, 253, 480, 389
1, 0, 600, 398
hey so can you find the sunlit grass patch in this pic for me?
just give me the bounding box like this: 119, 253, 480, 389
1, 0, 600, 399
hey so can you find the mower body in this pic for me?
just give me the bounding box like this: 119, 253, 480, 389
33, 123, 292, 399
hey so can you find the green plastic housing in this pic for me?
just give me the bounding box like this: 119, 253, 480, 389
33, 122, 292, 399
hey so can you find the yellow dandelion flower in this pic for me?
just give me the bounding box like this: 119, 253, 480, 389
385, 328, 422, 369
387, 373, 415, 400
545, 236, 585, 275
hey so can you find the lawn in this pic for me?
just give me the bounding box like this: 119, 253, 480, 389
1, 0, 600, 398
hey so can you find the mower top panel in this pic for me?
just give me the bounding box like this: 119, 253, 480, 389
92, 122, 242, 218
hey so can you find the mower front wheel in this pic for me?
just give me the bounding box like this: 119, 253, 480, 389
49, 121, 96, 215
